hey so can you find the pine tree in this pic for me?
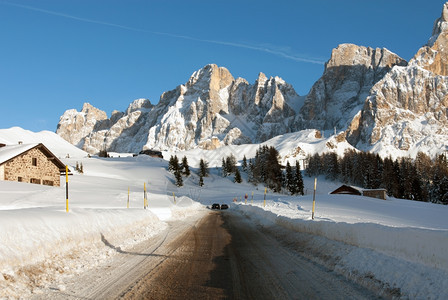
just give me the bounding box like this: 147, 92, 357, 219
285, 161, 294, 194
174, 168, 183, 187
79, 162, 84, 174
168, 155, 175, 172
199, 175, 204, 187
295, 160, 304, 195
234, 167, 242, 183
199, 158, 209, 178
181, 156, 190, 176
247, 159, 256, 184
242, 155, 248, 172
225, 154, 237, 174
222, 158, 227, 177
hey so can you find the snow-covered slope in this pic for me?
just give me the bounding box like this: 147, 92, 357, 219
169, 129, 354, 169
1, 128, 448, 298
0, 127, 87, 159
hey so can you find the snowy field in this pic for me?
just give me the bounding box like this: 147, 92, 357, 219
1, 128, 448, 299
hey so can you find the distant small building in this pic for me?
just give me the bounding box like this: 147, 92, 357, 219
330, 185, 387, 200
0, 143, 68, 187
139, 149, 163, 158
362, 189, 387, 200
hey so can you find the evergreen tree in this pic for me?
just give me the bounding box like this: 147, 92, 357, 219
285, 161, 294, 194
234, 167, 242, 183
199, 158, 209, 178
242, 155, 248, 172
79, 162, 84, 174
199, 174, 204, 187
295, 160, 304, 195
174, 168, 183, 187
221, 158, 227, 177
265, 146, 283, 192
225, 154, 237, 174
181, 156, 190, 176
247, 159, 256, 184
168, 155, 177, 173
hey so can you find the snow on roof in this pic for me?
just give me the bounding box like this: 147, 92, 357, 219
0, 143, 39, 165
0, 143, 67, 171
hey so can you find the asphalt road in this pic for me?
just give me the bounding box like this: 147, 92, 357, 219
38, 210, 381, 299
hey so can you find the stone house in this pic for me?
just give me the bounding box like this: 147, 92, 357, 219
0, 143, 67, 187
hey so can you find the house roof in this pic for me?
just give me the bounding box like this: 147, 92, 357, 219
0, 143, 67, 172
330, 185, 362, 195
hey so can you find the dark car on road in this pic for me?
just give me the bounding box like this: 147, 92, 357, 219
220, 204, 229, 209
211, 203, 220, 209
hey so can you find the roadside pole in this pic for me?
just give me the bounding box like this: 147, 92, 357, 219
144, 182, 147, 209
65, 165, 69, 213
127, 187, 130, 208
251, 191, 254, 204
173, 192, 176, 205
263, 187, 267, 207
312, 178, 317, 220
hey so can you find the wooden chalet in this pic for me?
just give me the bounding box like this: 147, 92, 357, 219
330, 185, 387, 200
0, 143, 68, 187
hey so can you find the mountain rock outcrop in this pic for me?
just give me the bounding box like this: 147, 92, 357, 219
295, 44, 407, 131
346, 3, 448, 157
57, 64, 301, 153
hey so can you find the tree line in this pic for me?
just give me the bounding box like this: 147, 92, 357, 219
167, 146, 305, 196
168, 155, 208, 187
222, 145, 304, 196
305, 150, 448, 204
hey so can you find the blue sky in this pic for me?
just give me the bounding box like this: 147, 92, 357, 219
0, 0, 445, 132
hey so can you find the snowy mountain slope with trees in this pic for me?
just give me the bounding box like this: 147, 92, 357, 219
1, 127, 448, 298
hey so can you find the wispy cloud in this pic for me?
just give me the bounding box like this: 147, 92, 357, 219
2, 1, 325, 65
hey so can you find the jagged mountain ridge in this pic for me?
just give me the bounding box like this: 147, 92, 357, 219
56, 2, 448, 158
57, 64, 303, 153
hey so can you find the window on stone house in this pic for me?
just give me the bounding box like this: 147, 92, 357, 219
42, 180, 54, 186
30, 178, 41, 184
32, 158, 37, 166
18, 177, 22, 182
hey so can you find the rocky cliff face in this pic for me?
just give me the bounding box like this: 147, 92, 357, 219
295, 44, 407, 131
144, 64, 300, 151
57, 64, 301, 154
57, 99, 153, 153
346, 2, 448, 157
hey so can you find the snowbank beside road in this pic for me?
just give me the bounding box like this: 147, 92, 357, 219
237, 203, 448, 270
235, 202, 448, 299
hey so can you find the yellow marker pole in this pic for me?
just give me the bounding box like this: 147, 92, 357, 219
312, 178, 317, 220
65, 165, 69, 213
263, 187, 267, 207
245, 193, 247, 205
144, 182, 147, 209
127, 187, 130, 208
173, 192, 176, 205
251, 191, 254, 204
